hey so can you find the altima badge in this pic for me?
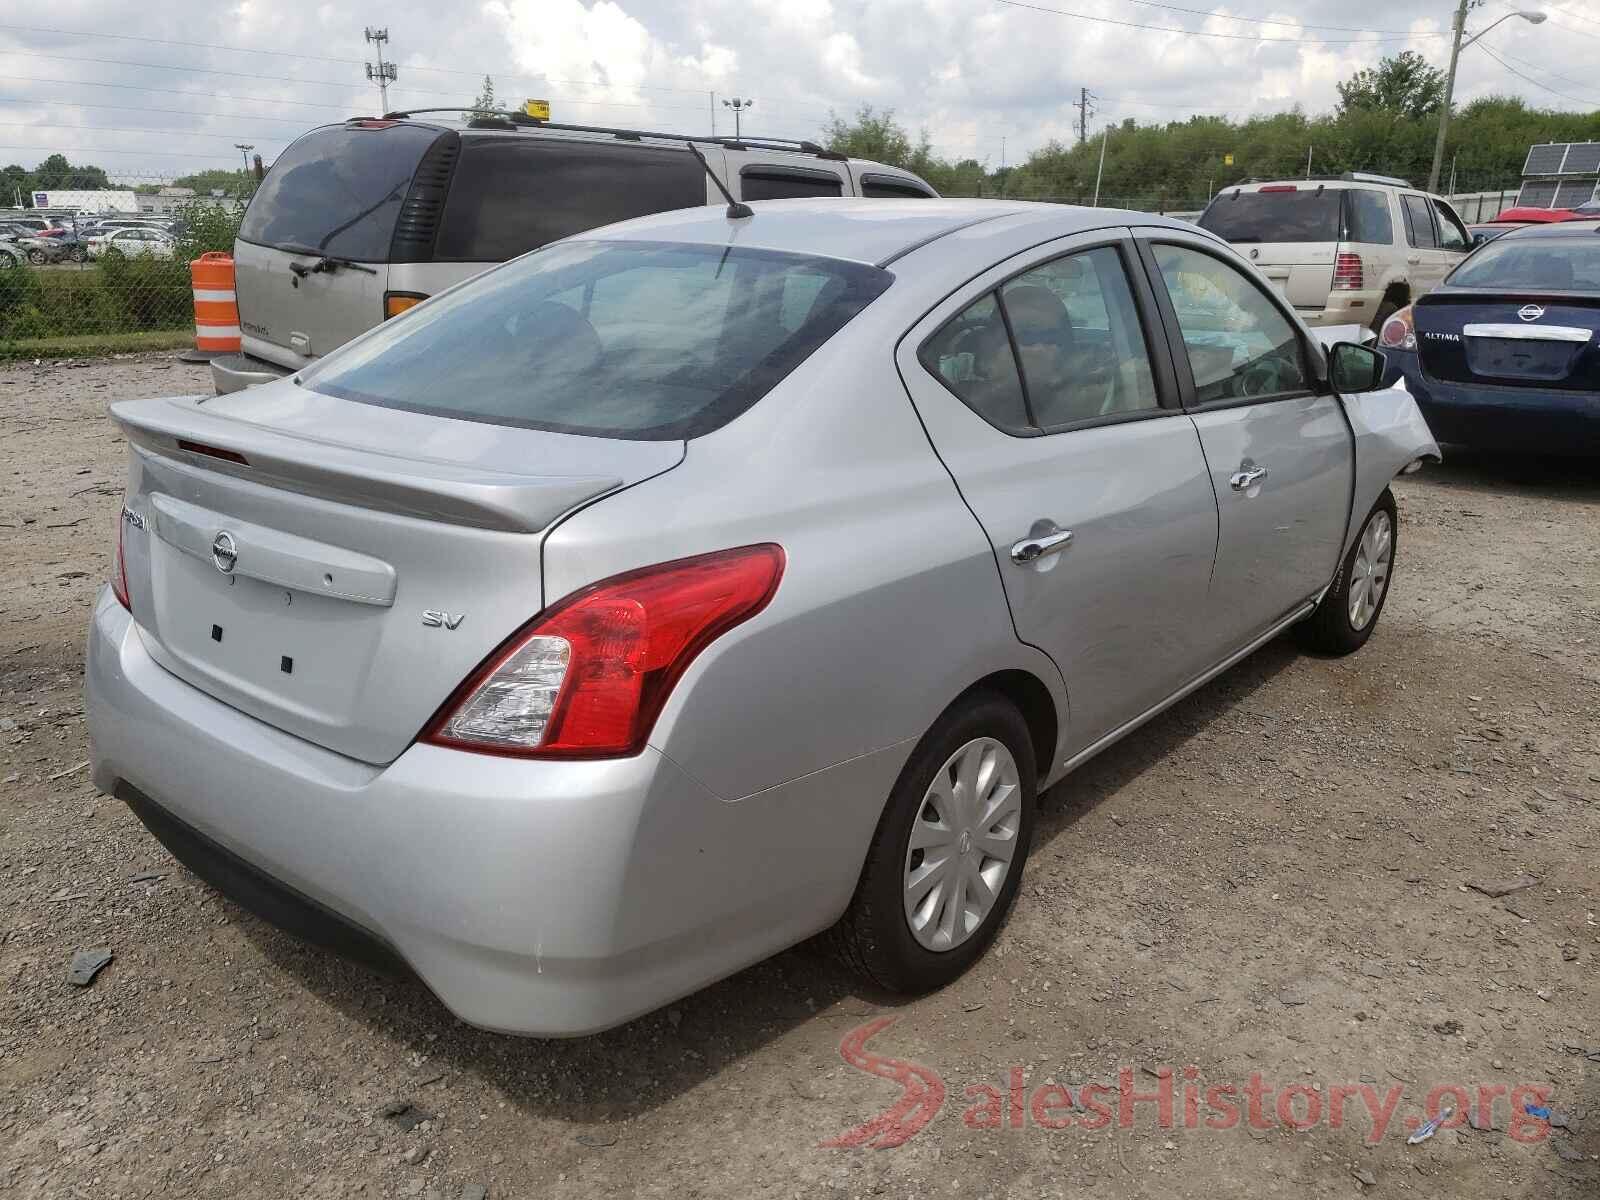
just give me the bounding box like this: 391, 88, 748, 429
421, 609, 465, 630
211, 530, 238, 574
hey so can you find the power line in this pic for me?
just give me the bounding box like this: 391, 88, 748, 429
1474, 42, 1600, 106
0, 142, 253, 161
1106, 0, 1444, 35
0, 120, 295, 144
5, 73, 355, 111
0, 22, 725, 97
0, 96, 319, 125
989, 0, 1449, 44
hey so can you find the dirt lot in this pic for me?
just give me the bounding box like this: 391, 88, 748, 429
1, 354, 1596, 1199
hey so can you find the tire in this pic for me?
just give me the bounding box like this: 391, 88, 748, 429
26, 249, 46, 265
70, 248, 88, 263
833, 692, 1037, 993
1295, 489, 1398, 655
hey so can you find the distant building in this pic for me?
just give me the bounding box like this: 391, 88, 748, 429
30, 188, 139, 214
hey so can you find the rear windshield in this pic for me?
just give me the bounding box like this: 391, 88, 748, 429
433, 138, 707, 262
1199, 188, 1343, 243
239, 124, 440, 261
1447, 236, 1600, 290
301, 240, 893, 440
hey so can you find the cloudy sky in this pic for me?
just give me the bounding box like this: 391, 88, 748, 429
1, 0, 1596, 183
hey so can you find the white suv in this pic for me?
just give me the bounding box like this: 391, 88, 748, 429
1198, 173, 1472, 331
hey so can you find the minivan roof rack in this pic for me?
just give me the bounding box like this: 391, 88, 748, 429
373, 109, 851, 162
1341, 171, 1412, 187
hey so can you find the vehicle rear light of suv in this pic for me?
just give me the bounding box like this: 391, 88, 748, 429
424, 544, 786, 758
1332, 252, 1364, 290
1378, 304, 1415, 352
384, 292, 427, 319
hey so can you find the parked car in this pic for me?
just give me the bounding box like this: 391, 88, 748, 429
87, 199, 1438, 1035
87, 227, 176, 260
1378, 221, 1600, 455
211, 112, 939, 395
14, 232, 74, 264
1198, 173, 1473, 332
0, 240, 21, 270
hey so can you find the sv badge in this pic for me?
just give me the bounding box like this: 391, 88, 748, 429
421, 610, 465, 630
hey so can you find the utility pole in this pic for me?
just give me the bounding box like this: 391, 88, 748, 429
722, 97, 753, 139
1429, 4, 1547, 193
364, 26, 397, 114
1092, 125, 1110, 206
234, 143, 254, 175
709, 91, 716, 136
1306, 145, 1313, 179
1073, 87, 1096, 146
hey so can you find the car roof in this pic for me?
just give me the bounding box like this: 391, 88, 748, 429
573, 198, 1203, 267
1496, 221, 1600, 240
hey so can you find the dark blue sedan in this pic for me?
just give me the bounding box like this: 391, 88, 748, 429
1377, 222, 1600, 455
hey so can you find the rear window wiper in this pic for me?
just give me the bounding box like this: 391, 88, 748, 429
282, 245, 378, 277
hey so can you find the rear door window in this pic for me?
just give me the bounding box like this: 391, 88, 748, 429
240, 123, 442, 261
434, 138, 706, 262
1401, 195, 1438, 249
918, 293, 1030, 433
1198, 188, 1341, 242
739, 167, 845, 200
1345, 189, 1394, 244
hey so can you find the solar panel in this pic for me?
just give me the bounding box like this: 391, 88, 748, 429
1523, 143, 1568, 175
1560, 142, 1600, 174
1517, 180, 1561, 208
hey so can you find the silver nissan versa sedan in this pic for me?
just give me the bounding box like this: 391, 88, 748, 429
86, 198, 1440, 1036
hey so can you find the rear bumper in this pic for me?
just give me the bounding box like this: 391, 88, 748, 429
1395, 359, 1600, 454
1296, 290, 1383, 328
86, 591, 891, 1035
209, 352, 292, 395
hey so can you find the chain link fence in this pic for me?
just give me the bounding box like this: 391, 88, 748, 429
1, 178, 249, 360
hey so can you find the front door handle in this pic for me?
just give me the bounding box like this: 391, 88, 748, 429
1230, 466, 1269, 491
1010, 528, 1074, 564
1406, 255, 1421, 265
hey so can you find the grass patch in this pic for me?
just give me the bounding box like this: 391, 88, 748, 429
1, 329, 195, 359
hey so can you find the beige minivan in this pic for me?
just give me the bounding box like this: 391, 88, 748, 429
213, 111, 937, 394
1198, 173, 1472, 332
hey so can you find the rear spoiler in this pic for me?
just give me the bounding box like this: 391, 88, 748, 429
111, 396, 623, 534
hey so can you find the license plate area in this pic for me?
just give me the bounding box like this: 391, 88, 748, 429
148, 541, 383, 724
1465, 337, 1579, 382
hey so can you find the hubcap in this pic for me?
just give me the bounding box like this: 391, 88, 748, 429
1348, 510, 1393, 631
903, 737, 1022, 952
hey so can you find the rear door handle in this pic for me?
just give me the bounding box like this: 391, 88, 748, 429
1230, 466, 1269, 491
1010, 528, 1074, 564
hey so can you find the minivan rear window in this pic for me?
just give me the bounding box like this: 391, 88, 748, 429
433, 139, 706, 262
239, 124, 441, 261
1199, 188, 1342, 242
302, 240, 893, 440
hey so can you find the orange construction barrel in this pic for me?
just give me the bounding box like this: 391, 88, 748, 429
190, 252, 241, 353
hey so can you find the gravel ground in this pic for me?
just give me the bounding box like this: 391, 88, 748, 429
1, 354, 1596, 1199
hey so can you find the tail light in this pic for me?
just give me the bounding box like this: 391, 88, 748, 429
1332, 252, 1364, 290
111, 509, 131, 611
424, 544, 786, 758
1379, 305, 1416, 352
384, 291, 426, 319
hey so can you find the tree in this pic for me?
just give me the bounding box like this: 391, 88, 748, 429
823, 105, 921, 167
171, 168, 257, 198
1337, 52, 1446, 120
471, 75, 497, 119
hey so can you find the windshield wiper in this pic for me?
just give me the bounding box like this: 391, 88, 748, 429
283, 245, 378, 277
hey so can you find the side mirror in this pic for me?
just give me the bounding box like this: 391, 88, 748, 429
1328, 341, 1387, 394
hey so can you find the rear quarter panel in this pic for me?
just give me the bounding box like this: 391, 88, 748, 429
539, 296, 1067, 804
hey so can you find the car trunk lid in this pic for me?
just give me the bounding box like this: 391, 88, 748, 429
1415, 293, 1600, 391
112, 383, 684, 764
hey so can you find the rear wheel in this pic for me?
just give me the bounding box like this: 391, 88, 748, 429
833, 692, 1037, 993
1296, 489, 1397, 655
26, 249, 46, 265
